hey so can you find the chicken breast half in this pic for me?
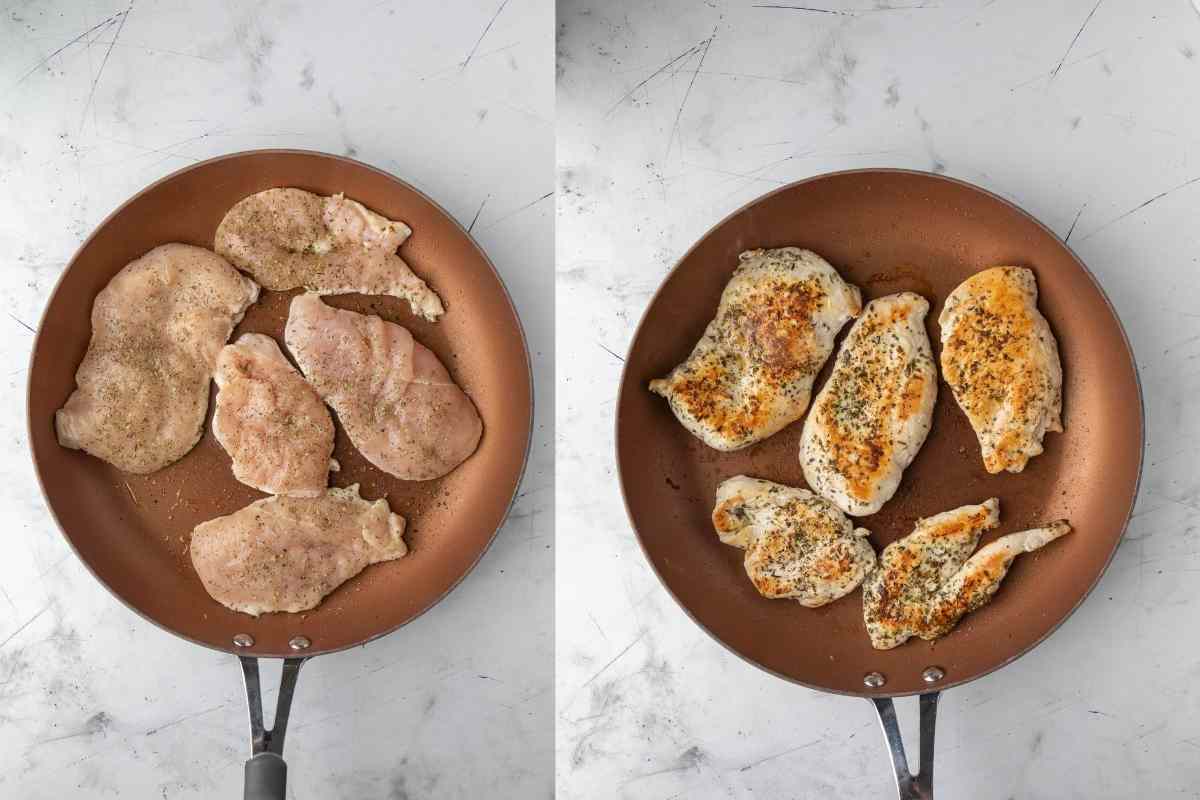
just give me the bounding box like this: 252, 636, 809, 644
939, 266, 1064, 473
190, 484, 407, 616
650, 248, 862, 451
285, 293, 482, 481
800, 292, 937, 516
712, 475, 876, 607
861, 497, 1071, 649
212, 333, 336, 497
55, 244, 259, 473
215, 188, 444, 321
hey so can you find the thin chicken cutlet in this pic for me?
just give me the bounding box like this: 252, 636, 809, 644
215, 188, 444, 321
212, 333, 336, 497
190, 484, 407, 616
55, 244, 259, 473
861, 498, 1071, 649
650, 248, 862, 451
800, 292, 937, 516
940, 266, 1063, 474
713, 476, 876, 607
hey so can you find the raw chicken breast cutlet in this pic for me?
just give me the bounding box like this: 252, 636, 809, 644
56, 243, 259, 473
285, 293, 482, 481
190, 484, 407, 616
212, 333, 336, 497
215, 187, 444, 321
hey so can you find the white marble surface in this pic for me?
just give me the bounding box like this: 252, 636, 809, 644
557, 1, 1200, 797
0, 1, 552, 797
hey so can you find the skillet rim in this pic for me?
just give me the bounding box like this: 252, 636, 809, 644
613, 167, 1145, 698
26, 148, 536, 658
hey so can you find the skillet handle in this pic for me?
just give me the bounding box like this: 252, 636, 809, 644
244, 753, 287, 800
240, 656, 307, 800
869, 692, 940, 800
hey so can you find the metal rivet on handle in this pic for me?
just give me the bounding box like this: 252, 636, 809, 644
233, 633, 254, 648
922, 666, 945, 684
864, 671, 886, 688
289, 636, 311, 651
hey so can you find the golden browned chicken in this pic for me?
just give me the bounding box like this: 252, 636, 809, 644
215, 188, 444, 321
650, 248, 862, 451
55, 244, 259, 473
862, 498, 1071, 649
713, 475, 876, 607
800, 292, 937, 516
212, 333, 336, 497
190, 484, 407, 616
939, 267, 1063, 473
285, 293, 482, 481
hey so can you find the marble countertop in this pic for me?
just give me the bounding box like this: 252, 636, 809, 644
557, 1, 1200, 798
0, 2, 552, 798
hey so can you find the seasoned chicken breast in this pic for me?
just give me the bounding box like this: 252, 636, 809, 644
939, 266, 1063, 473
190, 484, 407, 616
862, 497, 1071, 649
55, 244, 259, 473
212, 333, 336, 497
215, 188, 444, 321
712, 475, 876, 607
649, 248, 862, 451
285, 293, 482, 481
800, 292, 937, 516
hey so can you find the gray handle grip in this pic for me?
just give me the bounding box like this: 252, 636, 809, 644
244, 752, 287, 800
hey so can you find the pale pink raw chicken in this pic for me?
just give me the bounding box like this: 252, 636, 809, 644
212, 333, 336, 497
284, 293, 482, 481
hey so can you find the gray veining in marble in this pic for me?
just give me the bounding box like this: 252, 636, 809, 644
557, 1, 1200, 798
0, 1, 553, 797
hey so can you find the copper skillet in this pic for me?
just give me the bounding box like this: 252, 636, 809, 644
616, 169, 1143, 799
27, 150, 533, 800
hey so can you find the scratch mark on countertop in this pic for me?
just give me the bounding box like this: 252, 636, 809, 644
80, 3, 133, 132
1079, 175, 1200, 241
752, 3, 937, 13
1064, 202, 1086, 243
587, 611, 609, 643
461, 0, 510, 72
1050, 0, 1102, 81
9, 11, 121, 89
667, 30, 716, 158
8, 314, 35, 334
581, 632, 644, 687
479, 191, 552, 230
605, 44, 701, 118
144, 704, 225, 736
0, 606, 50, 652
467, 195, 489, 233
738, 738, 822, 772
751, 4, 854, 14
597, 342, 624, 362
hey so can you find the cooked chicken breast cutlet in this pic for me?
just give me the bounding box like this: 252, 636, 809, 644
190, 484, 407, 616
55, 244, 259, 473
800, 292, 937, 516
212, 333, 336, 497
862, 497, 1071, 649
713, 475, 876, 607
215, 188, 444, 321
939, 266, 1064, 474
650, 248, 862, 451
